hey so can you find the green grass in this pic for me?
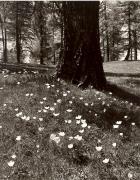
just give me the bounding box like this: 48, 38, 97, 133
0, 63, 139, 180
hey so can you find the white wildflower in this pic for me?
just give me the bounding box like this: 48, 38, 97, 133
50, 133, 60, 144
96, 146, 102, 151
25, 116, 30, 121
128, 172, 133, 179
119, 133, 123, 136
39, 118, 43, 121
36, 144, 40, 148
57, 99, 62, 103
68, 120, 72, 124
63, 93, 67, 97
53, 113, 60, 117
113, 125, 119, 129
16, 136, 21, 141
66, 109, 72, 112
38, 127, 44, 132
58, 132, 65, 136
69, 136, 73, 140
43, 109, 47, 113
79, 129, 84, 133
81, 122, 87, 128
116, 121, 122, 125
11, 154, 16, 159
76, 120, 81, 124
81, 119, 86, 123
112, 143, 117, 147
74, 135, 82, 141
50, 107, 55, 111
76, 115, 82, 120
68, 144, 73, 149
7, 160, 15, 167
103, 158, 109, 164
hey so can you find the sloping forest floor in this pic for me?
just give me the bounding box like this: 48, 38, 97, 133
0, 61, 139, 180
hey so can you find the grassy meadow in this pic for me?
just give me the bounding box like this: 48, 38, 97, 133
0, 61, 139, 179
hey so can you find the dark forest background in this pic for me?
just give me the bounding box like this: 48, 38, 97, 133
0, 1, 140, 65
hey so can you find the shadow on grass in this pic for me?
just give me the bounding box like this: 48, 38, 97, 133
106, 83, 140, 106
105, 72, 140, 78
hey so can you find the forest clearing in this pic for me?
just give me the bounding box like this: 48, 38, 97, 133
0, 61, 139, 179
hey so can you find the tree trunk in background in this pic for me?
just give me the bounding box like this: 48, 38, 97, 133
102, 37, 105, 60
16, 2, 21, 63
4, 28, 7, 62
0, 13, 8, 63
0, 18, 5, 56
39, 2, 44, 65
125, 3, 131, 61
104, 2, 110, 62
133, 29, 137, 61
130, 47, 133, 61
58, 1, 106, 90
35, 1, 47, 65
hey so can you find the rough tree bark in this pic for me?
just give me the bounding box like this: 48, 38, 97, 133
58, 1, 106, 90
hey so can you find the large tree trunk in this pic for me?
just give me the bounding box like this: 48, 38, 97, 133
58, 1, 106, 90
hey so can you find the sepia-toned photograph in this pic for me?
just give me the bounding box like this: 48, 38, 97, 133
0, 0, 139, 179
